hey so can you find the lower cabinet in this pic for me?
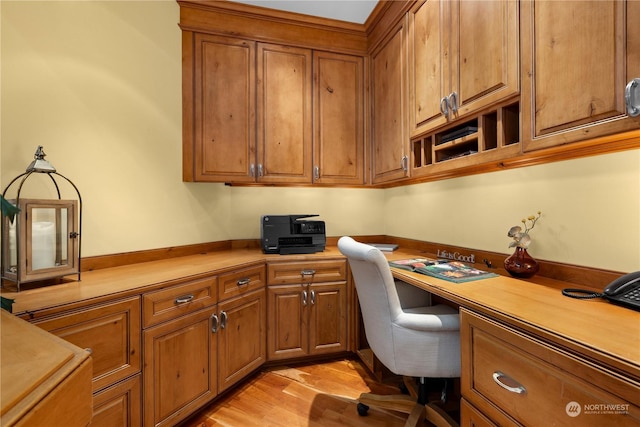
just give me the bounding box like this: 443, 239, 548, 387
142, 265, 266, 427
267, 260, 348, 361
143, 306, 218, 427
460, 308, 640, 426
92, 374, 142, 427
31, 296, 142, 427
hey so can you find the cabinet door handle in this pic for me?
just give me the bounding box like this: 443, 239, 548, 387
310, 290, 316, 305
401, 155, 408, 172
250, 164, 255, 177
220, 311, 227, 329
314, 166, 320, 181
302, 290, 308, 306
301, 270, 316, 277
237, 278, 250, 287
439, 96, 449, 118
175, 294, 194, 305
258, 164, 264, 177
211, 313, 219, 333
448, 91, 458, 114
625, 78, 640, 117
492, 371, 526, 394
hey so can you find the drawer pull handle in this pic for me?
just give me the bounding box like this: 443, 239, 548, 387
301, 270, 316, 276
84, 348, 93, 355
237, 278, 250, 287
175, 294, 194, 305
492, 371, 526, 394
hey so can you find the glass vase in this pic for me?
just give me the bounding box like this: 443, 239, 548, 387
504, 247, 539, 278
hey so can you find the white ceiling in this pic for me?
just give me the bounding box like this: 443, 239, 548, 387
228, 0, 378, 24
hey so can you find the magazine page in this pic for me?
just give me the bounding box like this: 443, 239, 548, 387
415, 261, 498, 283
389, 258, 437, 271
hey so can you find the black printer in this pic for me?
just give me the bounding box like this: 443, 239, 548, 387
261, 215, 326, 254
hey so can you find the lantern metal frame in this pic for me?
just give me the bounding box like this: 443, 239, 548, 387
1, 147, 82, 291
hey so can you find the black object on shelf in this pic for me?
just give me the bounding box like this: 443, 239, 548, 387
438, 126, 478, 145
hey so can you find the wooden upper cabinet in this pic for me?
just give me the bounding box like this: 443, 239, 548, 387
408, 0, 519, 136
313, 51, 366, 185
187, 33, 256, 183
372, 21, 409, 184
521, 0, 640, 151
257, 43, 313, 184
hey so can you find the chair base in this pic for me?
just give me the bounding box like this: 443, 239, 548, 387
356, 377, 459, 427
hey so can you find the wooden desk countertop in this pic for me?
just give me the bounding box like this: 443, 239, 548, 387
2, 246, 638, 385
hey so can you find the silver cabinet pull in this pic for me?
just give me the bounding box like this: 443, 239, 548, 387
175, 294, 194, 305
492, 371, 526, 394
211, 313, 219, 333
310, 290, 316, 305
258, 164, 264, 177
439, 96, 449, 118
314, 166, 320, 181
302, 290, 308, 306
448, 91, 458, 114
401, 155, 408, 172
625, 78, 640, 117
301, 270, 316, 277
220, 311, 227, 329
250, 164, 255, 177
237, 278, 250, 287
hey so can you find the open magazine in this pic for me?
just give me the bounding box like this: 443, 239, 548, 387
390, 259, 498, 283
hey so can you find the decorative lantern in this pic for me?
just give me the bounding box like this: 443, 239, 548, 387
1, 146, 82, 291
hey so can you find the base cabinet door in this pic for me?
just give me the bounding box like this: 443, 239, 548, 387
267, 284, 308, 360
308, 282, 348, 355
91, 374, 142, 427
143, 307, 217, 427
217, 288, 266, 393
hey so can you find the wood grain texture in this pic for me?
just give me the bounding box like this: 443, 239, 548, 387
178, 358, 414, 427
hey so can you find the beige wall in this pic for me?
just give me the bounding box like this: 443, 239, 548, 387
2, 1, 638, 273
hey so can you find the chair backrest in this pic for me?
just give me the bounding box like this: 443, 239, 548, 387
337, 236, 404, 371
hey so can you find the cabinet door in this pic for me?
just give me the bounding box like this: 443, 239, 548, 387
409, 0, 450, 133
308, 282, 348, 355
91, 374, 142, 427
372, 21, 409, 184
33, 296, 141, 393
521, 0, 640, 151
143, 307, 217, 427
257, 43, 312, 183
313, 51, 366, 185
452, 0, 519, 117
191, 33, 256, 182
267, 284, 308, 360
217, 289, 266, 393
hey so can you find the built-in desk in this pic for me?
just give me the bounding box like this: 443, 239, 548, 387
385, 250, 640, 426
2, 246, 638, 426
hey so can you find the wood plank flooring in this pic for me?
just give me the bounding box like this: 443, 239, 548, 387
178, 358, 414, 427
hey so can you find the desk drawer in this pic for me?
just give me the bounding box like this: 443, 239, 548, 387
219, 264, 265, 301
268, 260, 346, 285
143, 276, 217, 328
461, 309, 640, 426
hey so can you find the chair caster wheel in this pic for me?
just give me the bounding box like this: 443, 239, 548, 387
357, 403, 370, 416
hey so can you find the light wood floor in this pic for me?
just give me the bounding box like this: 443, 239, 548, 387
179, 358, 418, 427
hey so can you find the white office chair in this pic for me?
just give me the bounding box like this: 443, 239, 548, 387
338, 236, 461, 427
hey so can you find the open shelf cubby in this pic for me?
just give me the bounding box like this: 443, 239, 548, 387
411, 100, 520, 170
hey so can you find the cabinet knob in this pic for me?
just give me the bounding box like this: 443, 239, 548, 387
492, 371, 526, 394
